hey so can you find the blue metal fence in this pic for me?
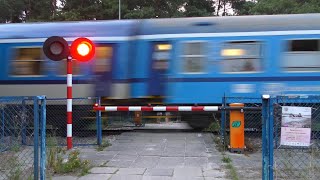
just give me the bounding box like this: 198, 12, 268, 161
0, 96, 46, 180
45, 97, 101, 146
269, 95, 320, 180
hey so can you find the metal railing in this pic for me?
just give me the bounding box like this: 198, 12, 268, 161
0, 96, 46, 180
271, 95, 320, 180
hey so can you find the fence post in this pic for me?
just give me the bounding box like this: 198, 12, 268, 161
268, 97, 274, 180
40, 96, 46, 180
1, 105, 4, 148
262, 95, 270, 180
96, 97, 102, 145
221, 94, 226, 144
33, 97, 39, 180
21, 99, 26, 145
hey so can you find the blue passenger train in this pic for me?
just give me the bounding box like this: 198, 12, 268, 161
1, 13, 320, 129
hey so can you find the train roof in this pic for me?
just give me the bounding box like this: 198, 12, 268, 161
138, 13, 320, 35
1, 13, 320, 40
0, 20, 138, 39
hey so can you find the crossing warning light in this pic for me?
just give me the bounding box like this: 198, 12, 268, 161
43, 36, 69, 61
70, 37, 95, 62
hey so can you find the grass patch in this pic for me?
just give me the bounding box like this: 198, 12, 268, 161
7, 156, 22, 180
46, 135, 92, 177
222, 156, 232, 163
222, 155, 239, 180
204, 121, 220, 132
96, 139, 111, 151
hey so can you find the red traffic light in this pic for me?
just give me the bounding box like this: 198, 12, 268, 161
70, 38, 95, 62
43, 36, 69, 61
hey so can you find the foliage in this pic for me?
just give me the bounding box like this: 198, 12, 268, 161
46, 136, 91, 177
222, 155, 239, 180
248, 0, 320, 15
1, 0, 320, 23
0, 0, 25, 23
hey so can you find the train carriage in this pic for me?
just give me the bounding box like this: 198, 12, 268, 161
130, 14, 320, 128
132, 14, 320, 105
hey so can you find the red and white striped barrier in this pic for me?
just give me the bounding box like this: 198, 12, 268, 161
93, 106, 219, 112
67, 56, 72, 150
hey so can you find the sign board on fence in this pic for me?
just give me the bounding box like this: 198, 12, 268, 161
280, 106, 311, 147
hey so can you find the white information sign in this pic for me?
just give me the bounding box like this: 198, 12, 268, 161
280, 106, 311, 147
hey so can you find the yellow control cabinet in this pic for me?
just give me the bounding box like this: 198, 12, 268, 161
229, 103, 245, 153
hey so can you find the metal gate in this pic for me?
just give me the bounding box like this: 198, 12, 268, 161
0, 96, 46, 180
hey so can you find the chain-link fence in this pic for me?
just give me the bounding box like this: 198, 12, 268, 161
272, 95, 320, 180
101, 111, 181, 129
0, 96, 46, 180
46, 97, 99, 146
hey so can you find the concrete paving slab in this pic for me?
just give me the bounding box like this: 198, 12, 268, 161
89, 160, 109, 167
162, 147, 185, 157
139, 150, 163, 156
89, 167, 118, 174
117, 150, 139, 155
202, 162, 222, 171
109, 174, 143, 180
116, 168, 146, 175
142, 176, 172, 180
106, 160, 134, 168
172, 177, 204, 180
184, 157, 208, 167
51, 176, 78, 180
204, 177, 227, 180
96, 151, 119, 156
144, 168, 174, 176
130, 156, 160, 168
173, 167, 202, 177
112, 154, 138, 161
78, 174, 112, 180
79, 154, 115, 161
185, 150, 208, 157
157, 157, 184, 168
203, 169, 226, 177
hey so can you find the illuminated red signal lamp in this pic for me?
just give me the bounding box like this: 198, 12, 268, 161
70, 38, 95, 62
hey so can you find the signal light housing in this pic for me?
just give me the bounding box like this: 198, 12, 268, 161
70, 37, 95, 62
43, 36, 69, 61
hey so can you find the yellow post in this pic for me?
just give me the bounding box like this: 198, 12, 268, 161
229, 103, 245, 153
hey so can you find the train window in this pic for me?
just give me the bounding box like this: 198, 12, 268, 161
181, 42, 207, 73
283, 39, 320, 72
221, 41, 262, 73
94, 46, 113, 73
10, 47, 45, 76
289, 40, 318, 51
152, 43, 171, 70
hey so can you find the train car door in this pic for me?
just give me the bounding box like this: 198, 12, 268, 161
148, 42, 172, 97
94, 45, 114, 97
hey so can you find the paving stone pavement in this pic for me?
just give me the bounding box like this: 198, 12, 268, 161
51, 132, 229, 180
